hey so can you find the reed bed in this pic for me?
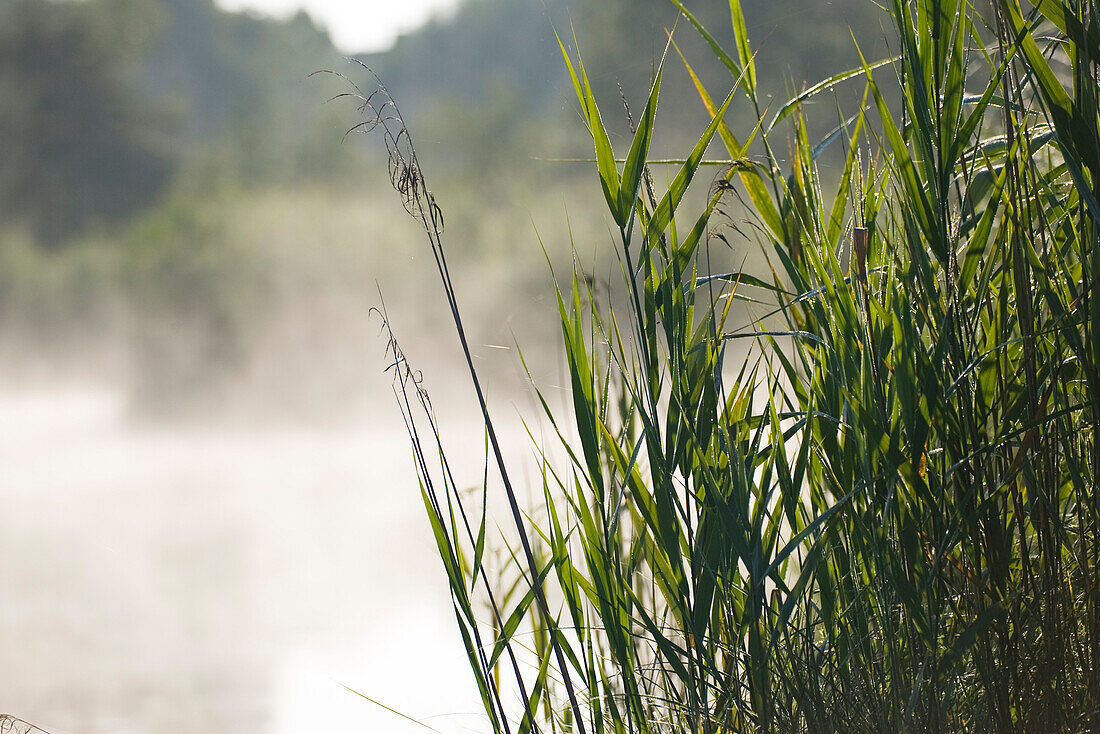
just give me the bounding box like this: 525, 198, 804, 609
352, 0, 1100, 730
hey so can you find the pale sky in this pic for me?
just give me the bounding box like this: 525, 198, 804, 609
215, 0, 465, 53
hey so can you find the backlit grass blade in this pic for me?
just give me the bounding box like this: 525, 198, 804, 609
646, 86, 736, 247
728, 0, 756, 95
556, 29, 623, 228
619, 56, 664, 224
767, 56, 899, 133
672, 36, 784, 242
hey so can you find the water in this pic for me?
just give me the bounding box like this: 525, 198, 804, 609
0, 386, 490, 733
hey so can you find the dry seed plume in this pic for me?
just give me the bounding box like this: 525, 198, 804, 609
0, 716, 48, 734
312, 63, 443, 235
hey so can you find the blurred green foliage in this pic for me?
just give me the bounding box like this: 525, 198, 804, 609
0, 0, 890, 416
0, 0, 351, 245
0, 0, 172, 244
1, 0, 883, 247
366, 0, 890, 155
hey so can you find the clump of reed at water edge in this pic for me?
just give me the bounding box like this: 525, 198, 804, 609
338, 0, 1100, 730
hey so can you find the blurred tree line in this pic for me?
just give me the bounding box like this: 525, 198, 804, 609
0, 0, 347, 246
366, 0, 889, 164
0, 0, 891, 416
1, 0, 887, 247
0, 0, 169, 245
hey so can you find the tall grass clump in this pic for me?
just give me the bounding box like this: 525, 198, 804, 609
346, 0, 1100, 730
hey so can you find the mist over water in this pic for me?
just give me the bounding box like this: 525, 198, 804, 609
0, 374, 516, 733
0, 121, 585, 733
0, 170, 659, 732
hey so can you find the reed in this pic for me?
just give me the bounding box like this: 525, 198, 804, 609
356, 0, 1100, 730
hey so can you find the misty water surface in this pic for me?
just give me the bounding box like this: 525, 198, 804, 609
0, 383, 519, 733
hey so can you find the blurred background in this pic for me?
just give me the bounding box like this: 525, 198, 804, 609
0, 0, 886, 731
